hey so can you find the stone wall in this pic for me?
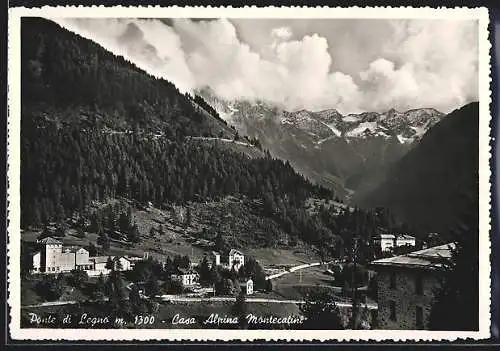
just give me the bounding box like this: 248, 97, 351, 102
376, 267, 439, 329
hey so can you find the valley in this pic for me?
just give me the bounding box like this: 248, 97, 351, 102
199, 88, 444, 200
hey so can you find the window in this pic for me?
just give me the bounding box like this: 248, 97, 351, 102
415, 275, 423, 295
416, 306, 424, 329
390, 272, 397, 290
390, 301, 397, 321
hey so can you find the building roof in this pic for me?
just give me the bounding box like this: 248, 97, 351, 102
370, 243, 455, 271
38, 237, 62, 245
63, 246, 87, 253
375, 234, 395, 239
125, 256, 143, 262
397, 234, 416, 240
174, 268, 198, 275
229, 249, 243, 256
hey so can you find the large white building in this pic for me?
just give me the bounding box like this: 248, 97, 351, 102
31, 236, 137, 275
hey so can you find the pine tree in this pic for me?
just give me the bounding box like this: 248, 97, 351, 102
93, 273, 106, 300
145, 275, 161, 297
127, 222, 141, 243
198, 256, 211, 287
105, 256, 114, 270
129, 284, 147, 314
97, 232, 110, 252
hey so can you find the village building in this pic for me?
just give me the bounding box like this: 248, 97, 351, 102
210, 249, 245, 271
373, 234, 396, 252
229, 249, 245, 271
373, 234, 416, 253
32, 237, 93, 273
88, 256, 132, 276
210, 251, 221, 266
369, 243, 454, 330
238, 278, 254, 295
171, 268, 199, 287
396, 234, 417, 248
31, 236, 137, 276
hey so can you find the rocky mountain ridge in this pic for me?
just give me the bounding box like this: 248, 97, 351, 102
198, 88, 445, 198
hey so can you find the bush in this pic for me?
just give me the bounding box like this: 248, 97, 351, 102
164, 279, 184, 294
68, 269, 89, 289
36, 274, 65, 301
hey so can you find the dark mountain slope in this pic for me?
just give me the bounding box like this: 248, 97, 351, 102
21, 17, 234, 138
355, 102, 479, 237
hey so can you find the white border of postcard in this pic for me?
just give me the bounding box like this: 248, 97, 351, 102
8, 5, 492, 341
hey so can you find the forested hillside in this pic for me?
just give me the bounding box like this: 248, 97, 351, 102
21, 17, 233, 138
20, 18, 403, 257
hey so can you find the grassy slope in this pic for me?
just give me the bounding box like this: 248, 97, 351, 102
22, 197, 322, 266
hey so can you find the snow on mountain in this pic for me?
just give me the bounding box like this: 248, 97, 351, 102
325, 123, 342, 137
345, 121, 378, 138
198, 86, 444, 146
343, 115, 361, 123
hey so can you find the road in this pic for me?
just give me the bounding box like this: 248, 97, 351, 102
187, 136, 254, 147
266, 261, 327, 280
158, 295, 377, 310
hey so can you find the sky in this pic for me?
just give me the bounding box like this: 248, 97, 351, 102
49, 17, 479, 115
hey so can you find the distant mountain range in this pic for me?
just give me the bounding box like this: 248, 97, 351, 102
198, 87, 445, 199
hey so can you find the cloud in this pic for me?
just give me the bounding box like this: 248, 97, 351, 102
48, 17, 478, 115
357, 19, 479, 112
271, 26, 293, 41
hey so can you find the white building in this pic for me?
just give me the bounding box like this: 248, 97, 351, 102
210, 248, 246, 271
171, 268, 199, 287
210, 251, 221, 266
31, 236, 137, 275
374, 234, 416, 253
88, 256, 133, 275
89, 256, 111, 274
375, 234, 397, 252
396, 234, 416, 248
33, 237, 92, 273
229, 249, 245, 271
239, 278, 254, 295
